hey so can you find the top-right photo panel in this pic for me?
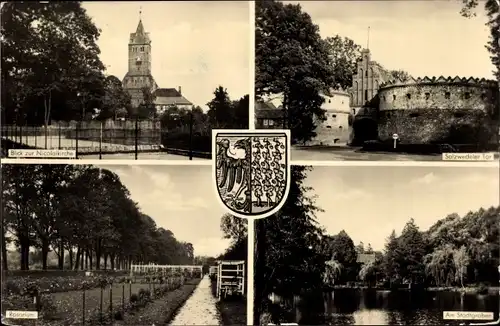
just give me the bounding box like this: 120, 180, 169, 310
255, 0, 499, 162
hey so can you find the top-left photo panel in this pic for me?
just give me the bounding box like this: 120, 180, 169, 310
1, 1, 251, 161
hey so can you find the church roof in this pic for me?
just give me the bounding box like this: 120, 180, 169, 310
130, 19, 150, 44
154, 88, 192, 106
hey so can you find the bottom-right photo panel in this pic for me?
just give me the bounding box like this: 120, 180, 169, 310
254, 165, 499, 326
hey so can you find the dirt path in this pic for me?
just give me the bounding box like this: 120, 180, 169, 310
169, 276, 221, 325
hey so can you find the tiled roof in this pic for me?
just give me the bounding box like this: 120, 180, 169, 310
154, 88, 192, 106
357, 253, 376, 264
255, 101, 284, 119
154, 88, 181, 97
130, 20, 151, 44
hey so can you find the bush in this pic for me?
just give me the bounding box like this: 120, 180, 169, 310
477, 283, 489, 295
39, 295, 58, 320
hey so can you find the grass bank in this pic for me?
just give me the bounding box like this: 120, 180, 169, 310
426, 286, 499, 294
210, 277, 246, 325
114, 278, 201, 325
216, 299, 247, 325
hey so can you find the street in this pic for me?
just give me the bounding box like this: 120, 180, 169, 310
291, 146, 500, 162
80, 152, 208, 160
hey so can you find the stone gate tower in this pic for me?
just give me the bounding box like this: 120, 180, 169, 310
122, 17, 158, 108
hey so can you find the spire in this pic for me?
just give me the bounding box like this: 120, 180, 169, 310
367, 26, 370, 51
136, 7, 145, 35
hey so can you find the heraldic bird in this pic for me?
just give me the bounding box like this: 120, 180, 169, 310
216, 137, 251, 212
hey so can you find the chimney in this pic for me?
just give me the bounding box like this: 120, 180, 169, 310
178, 86, 182, 95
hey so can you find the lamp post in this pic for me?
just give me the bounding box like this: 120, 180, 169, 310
76, 92, 85, 158
189, 106, 193, 161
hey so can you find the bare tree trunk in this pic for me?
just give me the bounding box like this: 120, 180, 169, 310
75, 246, 81, 270
41, 239, 49, 270
2, 229, 8, 271
58, 240, 64, 270
88, 249, 93, 270
69, 248, 74, 270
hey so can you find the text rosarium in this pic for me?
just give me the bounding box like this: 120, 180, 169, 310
5, 310, 39, 319
442, 153, 496, 161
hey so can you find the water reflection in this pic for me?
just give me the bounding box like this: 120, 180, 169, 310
272, 289, 499, 325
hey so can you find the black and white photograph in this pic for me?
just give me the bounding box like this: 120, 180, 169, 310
255, 0, 499, 161
1, 1, 250, 160
254, 165, 499, 325
1, 164, 247, 325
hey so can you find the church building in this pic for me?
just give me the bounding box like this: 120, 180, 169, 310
122, 17, 193, 113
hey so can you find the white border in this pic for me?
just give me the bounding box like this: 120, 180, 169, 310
211, 129, 291, 220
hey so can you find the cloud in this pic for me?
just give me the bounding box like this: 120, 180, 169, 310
330, 188, 373, 201
411, 172, 439, 185
107, 165, 208, 212
192, 237, 231, 257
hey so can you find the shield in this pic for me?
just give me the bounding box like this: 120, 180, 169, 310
212, 129, 291, 219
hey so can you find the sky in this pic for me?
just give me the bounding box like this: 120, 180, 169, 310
285, 0, 495, 79
305, 166, 499, 251
82, 1, 250, 110
100, 164, 231, 258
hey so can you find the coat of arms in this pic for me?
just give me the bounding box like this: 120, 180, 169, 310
213, 130, 290, 219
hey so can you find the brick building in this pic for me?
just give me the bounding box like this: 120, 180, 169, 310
377, 77, 499, 146
122, 18, 192, 112
306, 90, 351, 146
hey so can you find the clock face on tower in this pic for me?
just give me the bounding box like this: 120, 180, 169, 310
136, 57, 142, 65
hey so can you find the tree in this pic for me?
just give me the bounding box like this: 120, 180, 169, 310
383, 230, 401, 284
324, 35, 362, 90
254, 166, 325, 324
206, 86, 233, 128
231, 95, 250, 129
323, 259, 343, 287
356, 241, 365, 254
397, 219, 427, 285
221, 214, 248, 244
1, 2, 106, 125
453, 245, 470, 288
137, 87, 156, 119
389, 70, 413, 82
256, 0, 335, 144
460, 0, 499, 81
327, 230, 359, 283
2, 164, 195, 271
100, 75, 132, 120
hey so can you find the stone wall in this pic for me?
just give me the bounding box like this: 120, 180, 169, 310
306, 111, 350, 146
378, 109, 498, 145
378, 83, 498, 113
377, 79, 499, 145
306, 91, 351, 146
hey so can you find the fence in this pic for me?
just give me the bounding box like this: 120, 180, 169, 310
1, 119, 161, 158
3, 269, 190, 325
1, 120, 212, 159
130, 264, 203, 279
216, 260, 245, 299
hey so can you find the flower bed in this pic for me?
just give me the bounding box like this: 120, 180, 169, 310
3, 273, 128, 295
2, 276, 187, 326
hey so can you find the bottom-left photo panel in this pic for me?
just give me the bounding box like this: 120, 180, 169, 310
1, 163, 248, 326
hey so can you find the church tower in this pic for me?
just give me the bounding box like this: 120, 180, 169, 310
122, 15, 158, 108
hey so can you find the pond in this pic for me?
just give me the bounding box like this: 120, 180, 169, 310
272, 289, 499, 325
